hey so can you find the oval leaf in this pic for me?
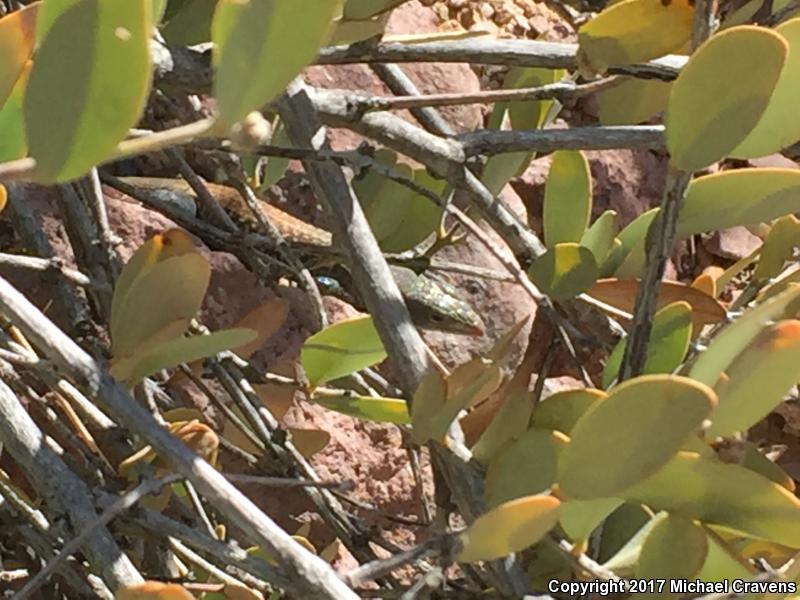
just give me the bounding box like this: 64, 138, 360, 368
578, 0, 693, 73
300, 316, 387, 387
485, 429, 566, 507
313, 394, 410, 425
458, 495, 561, 563
637, 513, 708, 580
530, 388, 606, 434
598, 77, 672, 126
213, 0, 341, 127
708, 320, 800, 437
25, 0, 152, 182
603, 301, 692, 388
690, 283, 800, 387
558, 375, 716, 499
588, 278, 726, 328
544, 150, 592, 247
678, 168, 800, 238
665, 26, 787, 172
529, 243, 599, 300
0, 2, 38, 108
733, 18, 800, 158
623, 451, 800, 547
111, 328, 257, 385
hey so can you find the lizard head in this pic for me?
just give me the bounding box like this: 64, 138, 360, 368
393, 268, 485, 336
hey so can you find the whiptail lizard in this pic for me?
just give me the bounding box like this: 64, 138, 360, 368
117, 177, 485, 335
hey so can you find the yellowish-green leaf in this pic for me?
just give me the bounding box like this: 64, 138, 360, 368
637, 513, 708, 581
161, 0, 216, 45
259, 119, 292, 191
410, 368, 447, 444
0, 2, 38, 109
690, 283, 800, 387
458, 495, 561, 563
603, 301, 692, 388
755, 215, 800, 282
737, 443, 795, 492
485, 429, 566, 507
300, 316, 386, 387
213, 0, 340, 127
599, 503, 654, 565
598, 77, 671, 125
623, 451, 800, 547
678, 169, 800, 238
558, 375, 716, 500
581, 210, 617, 264
343, 0, 405, 19
708, 320, 800, 438
560, 498, 622, 544
733, 18, 800, 158
577, 0, 693, 74
529, 243, 599, 300
470, 355, 537, 462
665, 26, 787, 172
695, 531, 755, 583
0, 60, 29, 162
602, 511, 662, 576
111, 328, 256, 385
481, 68, 562, 195
530, 388, 605, 434
36, 0, 78, 41
544, 151, 592, 246
355, 153, 443, 252
328, 12, 389, 44
314, 394, 410, 425
419, 363, 504, 446
111, 252, 210, 360
25, 0, 152, 182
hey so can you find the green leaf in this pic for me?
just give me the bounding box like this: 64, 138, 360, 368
637, 513, 708, 581
560, 498, 622, 544
733, 18, 800, 158
755, 216, 800, 282
300, 316, 387, 387
529, 243, 599, 300
0, 2, 38, 109
581, 210, 617, 264
112, 253, 211, 360
36, 0, 78, 41
708, 320, 800, 438
24, 0, 152, 182
313, 395, 410, 425
410, 368, 447, 445
690, 284, 800, 387
458, 495, 561, 563
544, 151, 592, 247
113, 328, 256, 385
161, 0, 216, 45
577, 0, 693, 73
695, 531, 754, 583
558, 375, 716, 500
737, 442, 795, 491
665, 26, 787, 172
677, 169, 800, 238
0, 62, 29, 162
485, 429, 565, 507
342, 0, 406, 19
622, 451, 800, 547
213, 0, 340, 127
603, 301, 692, 388
599, 503, 654, 564
602, 512, 663, 576
259, 119, 292, 190
598, 77, 671, 126
530, 388, 605, 434
354, 152, 443, 252
481, 67, 562, 195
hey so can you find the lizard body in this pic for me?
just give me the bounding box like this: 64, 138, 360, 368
118, 177, 484, 335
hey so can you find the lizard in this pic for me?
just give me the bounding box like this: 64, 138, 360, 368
116, 177, 485, 335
